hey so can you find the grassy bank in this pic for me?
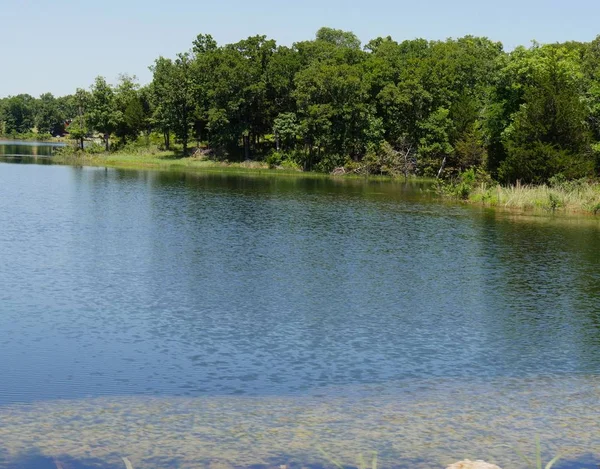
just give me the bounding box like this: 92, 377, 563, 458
52, 148, 309, 176
52, 147, 600, 216
51, 146, 419, 181
465, 181, 600, 215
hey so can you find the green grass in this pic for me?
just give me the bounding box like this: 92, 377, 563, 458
499, 436, 563, 469
51, 145, 435, 183
52, 148, 309, 177
468, 181, 600, 215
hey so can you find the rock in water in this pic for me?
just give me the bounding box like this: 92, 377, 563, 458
447, 460, 502, 469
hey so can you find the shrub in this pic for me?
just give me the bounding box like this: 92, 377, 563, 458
443, 168, 492, 200
266, 151, 284, 168
315, 153, 346, 173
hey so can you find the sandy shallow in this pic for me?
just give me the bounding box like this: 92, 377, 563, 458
1, 376, 599, 469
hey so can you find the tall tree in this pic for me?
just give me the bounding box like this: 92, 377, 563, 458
88, 76, 120, 151
67, 88, 90, 150
36, 93, 65, 136
500, 46, 593, 182
1, 94, 35, 134
150, 54, 197, 154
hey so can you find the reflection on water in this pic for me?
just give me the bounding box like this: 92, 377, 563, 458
0, 140, 65, 158
1, 162, 600, 468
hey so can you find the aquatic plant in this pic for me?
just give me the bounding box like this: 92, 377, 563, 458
501, 436, 562, 469
318, 446, 378, 469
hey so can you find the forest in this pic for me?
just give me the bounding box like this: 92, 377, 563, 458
2, 27, 600, 184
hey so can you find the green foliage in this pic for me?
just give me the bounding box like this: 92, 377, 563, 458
1, 94, 35, 134
442, 168, 493, 200
315, 27, 361, 50
418, 107, 454, 176
504, 436, 562, 469
315, 153, 347, 173
88, 76, 121, 150
66, 116, 88, 145
358, 141, 415, 176
266, 150, 284, 168
36, 93, 66, 135
265, 150, 302, 170
3, 28, 600, 184
273, 112, 300, 150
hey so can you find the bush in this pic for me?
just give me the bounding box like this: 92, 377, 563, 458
315, 153, 346, 173
265, 150, 303, 170
55, 144, 80, 157
547, 192, 563, 211
547, 174, 587, 192
86, 143, 106, 154
442, 168, 493, 200
266, 151, 284, 168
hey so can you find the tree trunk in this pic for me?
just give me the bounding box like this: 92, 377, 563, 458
243, 135, 250, 160
437, 155, 447, 179
104, 133, 110, 152
80, 137, 84, 150
164, 132, 170, 151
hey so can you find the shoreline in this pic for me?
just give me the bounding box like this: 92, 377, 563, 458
463, 182, 600, 216
50, 150, 430, 182
9, 148, 600, 217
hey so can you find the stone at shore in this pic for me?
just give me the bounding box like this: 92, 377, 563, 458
446, 460, 502, 469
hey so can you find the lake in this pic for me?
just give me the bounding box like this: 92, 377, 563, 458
1, 143, 600, 469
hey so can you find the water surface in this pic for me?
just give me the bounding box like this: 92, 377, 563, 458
1, 147, 600, 469
0, 139, 65, 158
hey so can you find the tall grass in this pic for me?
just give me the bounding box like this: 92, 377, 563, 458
499, 436, 563, 469
469, 180, 600, 214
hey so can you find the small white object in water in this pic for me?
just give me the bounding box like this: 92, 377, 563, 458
446, 460, 501, 469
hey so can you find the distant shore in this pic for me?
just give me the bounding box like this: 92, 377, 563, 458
46, 146, 600, 216
0, 133, 65, 142
52, 148, 333, 178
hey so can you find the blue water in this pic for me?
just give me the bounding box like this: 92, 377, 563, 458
1, 153, 600, 469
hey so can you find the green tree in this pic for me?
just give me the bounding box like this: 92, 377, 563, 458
295, 61, 374, 165
35, 93, 65, 136
1, 94, 35, 134
273, 112, 299, 150
67, 88, 90, 150
114, 74, 144, 144
418, 107, 454, 177
500, 46, 593, 183
150, 54, 197, 154
88, 76, 120, 151
315, 27, 361, 50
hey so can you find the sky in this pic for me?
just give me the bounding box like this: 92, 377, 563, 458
2, 0, 599, 97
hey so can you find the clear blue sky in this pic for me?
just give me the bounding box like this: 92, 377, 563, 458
3, 0, 599, 97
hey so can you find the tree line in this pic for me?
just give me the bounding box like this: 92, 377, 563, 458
2, 27, 600, 183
